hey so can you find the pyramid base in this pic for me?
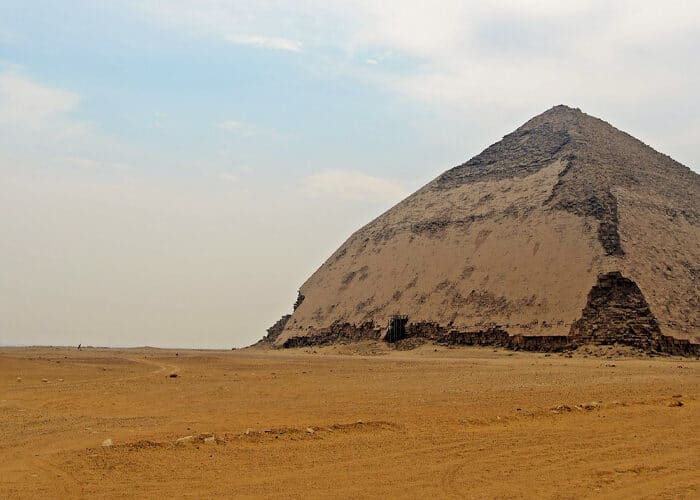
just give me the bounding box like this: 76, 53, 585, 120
275, 271, 700, 356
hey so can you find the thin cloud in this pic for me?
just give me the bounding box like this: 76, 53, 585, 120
137, 2, 700, 110
153, 111, 167, 129
0, 70, 79, 128
0, 70, 141, 180
225, 34, 301, 52
302, 170, 408, 203
218, 120, 283, 139
63, 156, 132, 172
0, 69, 100, 159
219, 173, 238, 182
218, 120, 258, 137
219, 120, 245, 131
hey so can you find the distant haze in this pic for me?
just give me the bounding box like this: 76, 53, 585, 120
1, 1, 698, 348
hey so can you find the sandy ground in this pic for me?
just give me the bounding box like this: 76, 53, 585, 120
0, 344, 698, 499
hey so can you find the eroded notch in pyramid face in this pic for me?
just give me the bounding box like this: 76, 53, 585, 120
545, 178, 624, 256
570, 272, 661, 347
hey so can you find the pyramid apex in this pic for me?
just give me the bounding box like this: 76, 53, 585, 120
528, 104, 584, 124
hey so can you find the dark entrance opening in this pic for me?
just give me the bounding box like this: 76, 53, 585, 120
385, 315, 409, 343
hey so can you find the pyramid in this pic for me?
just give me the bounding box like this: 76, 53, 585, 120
266, 105, 700, 355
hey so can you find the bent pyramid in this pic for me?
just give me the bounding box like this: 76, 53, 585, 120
269, 105, 699, 354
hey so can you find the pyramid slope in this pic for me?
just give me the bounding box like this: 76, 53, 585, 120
274, 106, 700, 352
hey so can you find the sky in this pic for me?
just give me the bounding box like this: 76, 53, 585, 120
1, 1, 698, 348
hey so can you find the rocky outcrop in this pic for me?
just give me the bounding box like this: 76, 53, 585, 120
400, 322, 572, 351
282, 321, 573, 353
282, 321, 382, 348
258, 292, 306, 345
259, 315, 292, 345
293, 292, 305, 311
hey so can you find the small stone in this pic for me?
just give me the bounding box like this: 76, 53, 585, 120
176, 435, 195, 444
668, 400, 684, 407
58, 378, 64, 382
550, 404, 572, 413
16, 377, 21, 382
306, 427, 315, 434
101, 439, 113, 447
204, 436, 216, 444
168, 373, 178, 378
41, 378, 49, 383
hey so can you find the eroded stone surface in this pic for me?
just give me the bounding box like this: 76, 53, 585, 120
269, 105, 700, 351
569, 272, 699, 355
259, 314, 291, 345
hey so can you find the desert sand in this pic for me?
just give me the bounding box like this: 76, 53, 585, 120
1, 344, 697, 498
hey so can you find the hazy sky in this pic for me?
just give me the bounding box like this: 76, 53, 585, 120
1, 1, 698, 348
